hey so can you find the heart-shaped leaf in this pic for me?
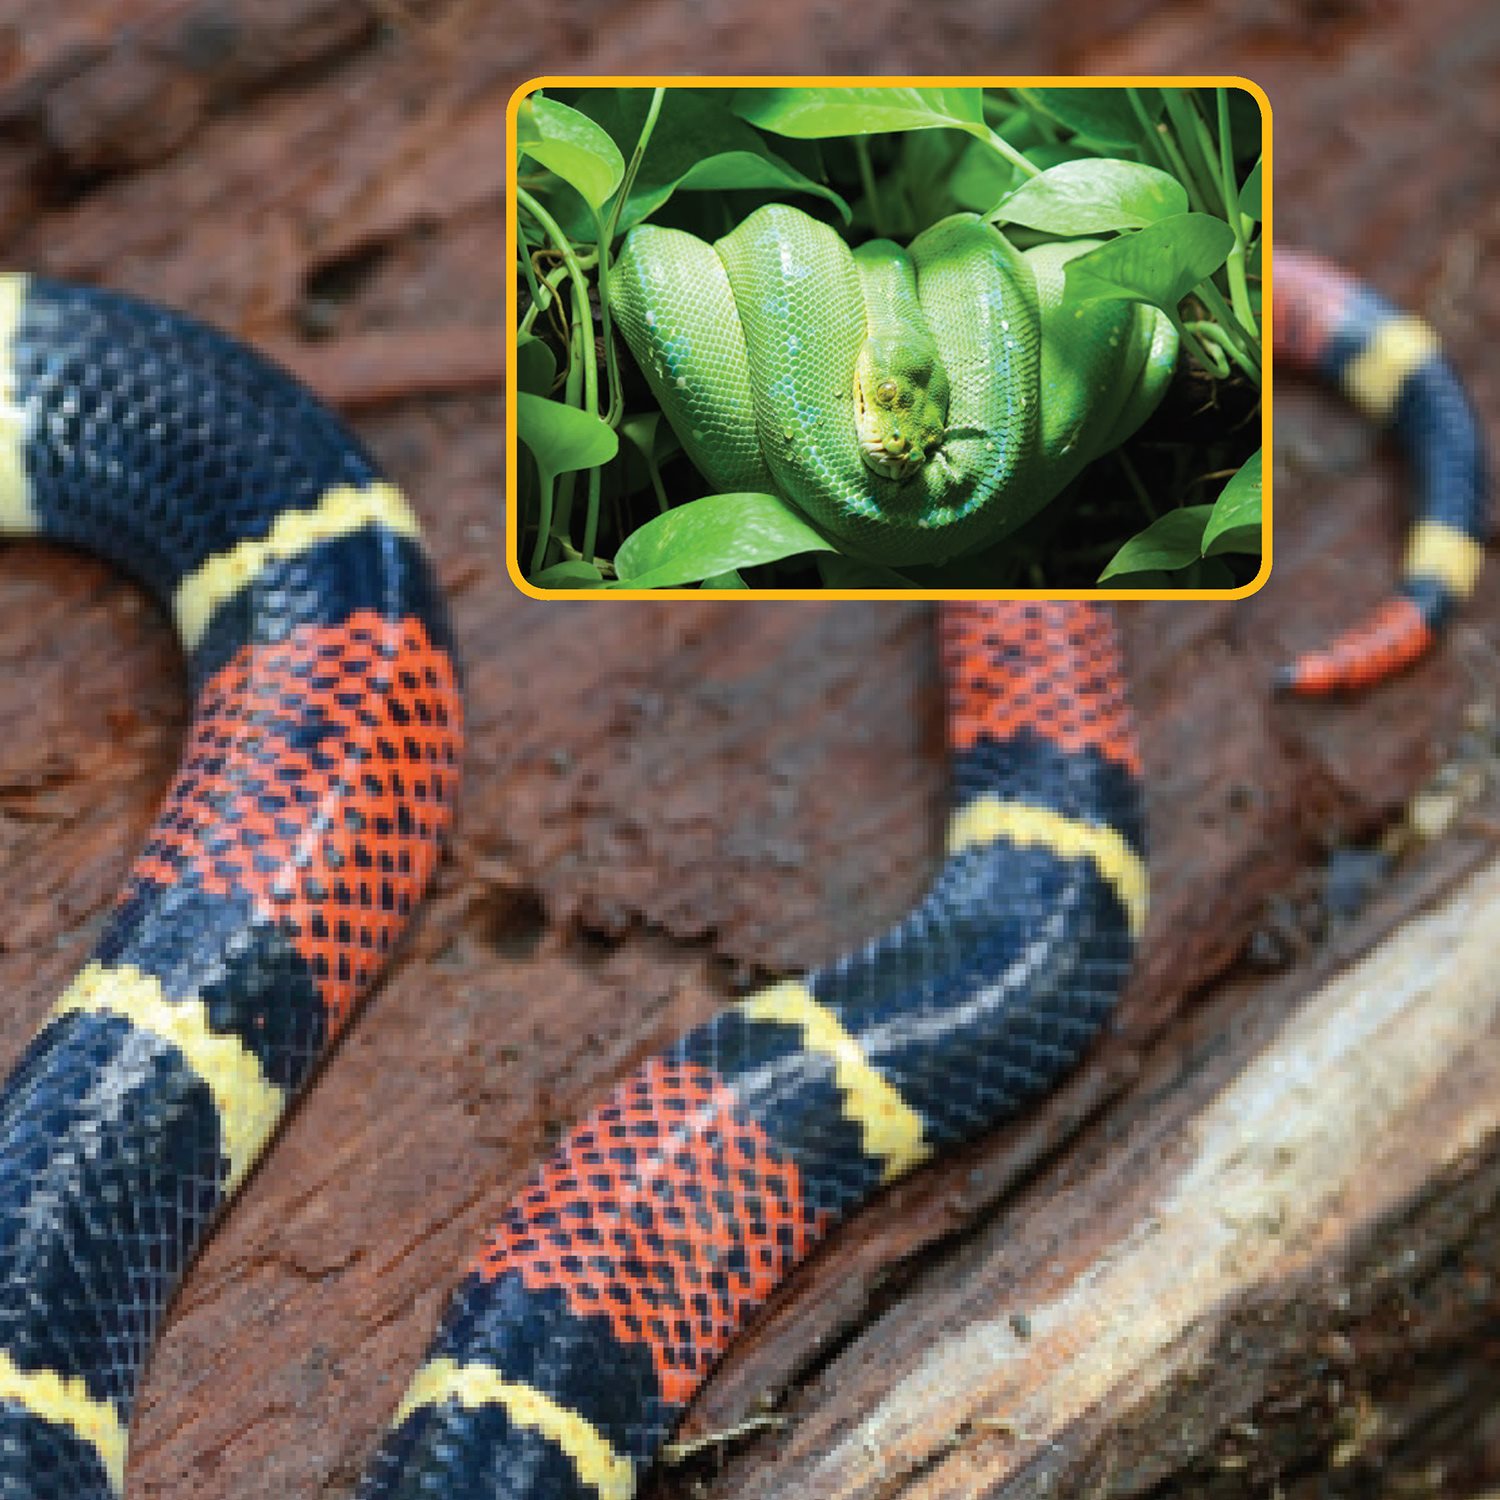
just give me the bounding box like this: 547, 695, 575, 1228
517, 95, 624, 211
1099, 506, 1213, 580
1202, 449, 1263, 556
516, 393, 618, 478
613, 492, 834, 588
1063, 214, 1236, 316
992, 159, 1188, 234
734, 87, 985, 140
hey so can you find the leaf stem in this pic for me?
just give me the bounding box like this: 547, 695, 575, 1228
1215, 90, 1260, 338
1157, 90, 1218, 215
582, 466, 603, 564
517, 221, 548, 315
854, 136, 886, 236
604, 87, 666, 246
1194, 279, 1261, 380
979, 124, 1041, 180
530, 468, 556, 574
1184, 318, 1258, 382
518, 264, 570, 338
592, 206, 624, 427
595, 88, 666, 435
518, 186, 600, 562
1127, 88, 1172, 173
517, 187, 598, 414
1171, 314, 1227, 379
646, 441, 670, 514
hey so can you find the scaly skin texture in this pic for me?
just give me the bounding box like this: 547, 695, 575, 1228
610, 203, 1179, 566
357, 601, 1147, 1500
0, 274, 464, 1499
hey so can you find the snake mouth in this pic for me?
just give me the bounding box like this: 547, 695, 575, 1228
859, 439, 923, 481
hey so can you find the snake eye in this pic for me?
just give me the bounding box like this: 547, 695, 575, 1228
876, 379, 899, 406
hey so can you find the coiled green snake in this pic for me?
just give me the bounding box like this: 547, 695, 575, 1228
609, 203, 1180, 564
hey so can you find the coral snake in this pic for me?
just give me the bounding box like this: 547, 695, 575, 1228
0, 248, 1484, 1497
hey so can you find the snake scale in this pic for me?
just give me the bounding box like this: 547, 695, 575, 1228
0, 235, 1486, 1499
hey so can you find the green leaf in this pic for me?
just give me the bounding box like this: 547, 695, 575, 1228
516, 392, 619, 478
1202, 450, 1263, 555
701, 570, 748, 589
575, 90, 848, 234
517, 95, 624, 211
1012, 87, 1154, 148
734, 86, 986, 140
677, 151, 850, 216
532, 561, 606, 589
1063, 213, 1236, 316
613, 492, 834, 588
1238, 157, 1262, 221
992, 159, 1188, 234
518, 393, 619, 574
1099, 506, 1213, 580
515, 335, 557, 397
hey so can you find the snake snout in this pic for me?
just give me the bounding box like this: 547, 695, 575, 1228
859, 430, 927, 482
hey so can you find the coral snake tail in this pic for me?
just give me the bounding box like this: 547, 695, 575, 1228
1272, 248, 1487, 694
353, 250, 1487, 1500
0, 274, 464, 1497
0, 244, 1483, 1500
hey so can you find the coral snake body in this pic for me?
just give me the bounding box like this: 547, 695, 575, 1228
0, 275, 465, 1496
0, 250, 1484, 1498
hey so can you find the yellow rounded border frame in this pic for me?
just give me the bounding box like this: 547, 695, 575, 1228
505, 75, 1274, 604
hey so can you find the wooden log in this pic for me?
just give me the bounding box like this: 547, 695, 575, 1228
0, 3, 1494, 1496
684, 847, 1500, 1499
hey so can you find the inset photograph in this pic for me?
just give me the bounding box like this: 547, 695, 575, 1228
508, 80, 1268, 596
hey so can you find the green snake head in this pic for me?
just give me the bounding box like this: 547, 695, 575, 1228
852, 333, 949, 481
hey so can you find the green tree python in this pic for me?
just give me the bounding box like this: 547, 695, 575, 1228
609, 202, 1180, 565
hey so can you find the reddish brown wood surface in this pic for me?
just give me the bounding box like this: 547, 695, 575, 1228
0, 3, 1496, 1495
